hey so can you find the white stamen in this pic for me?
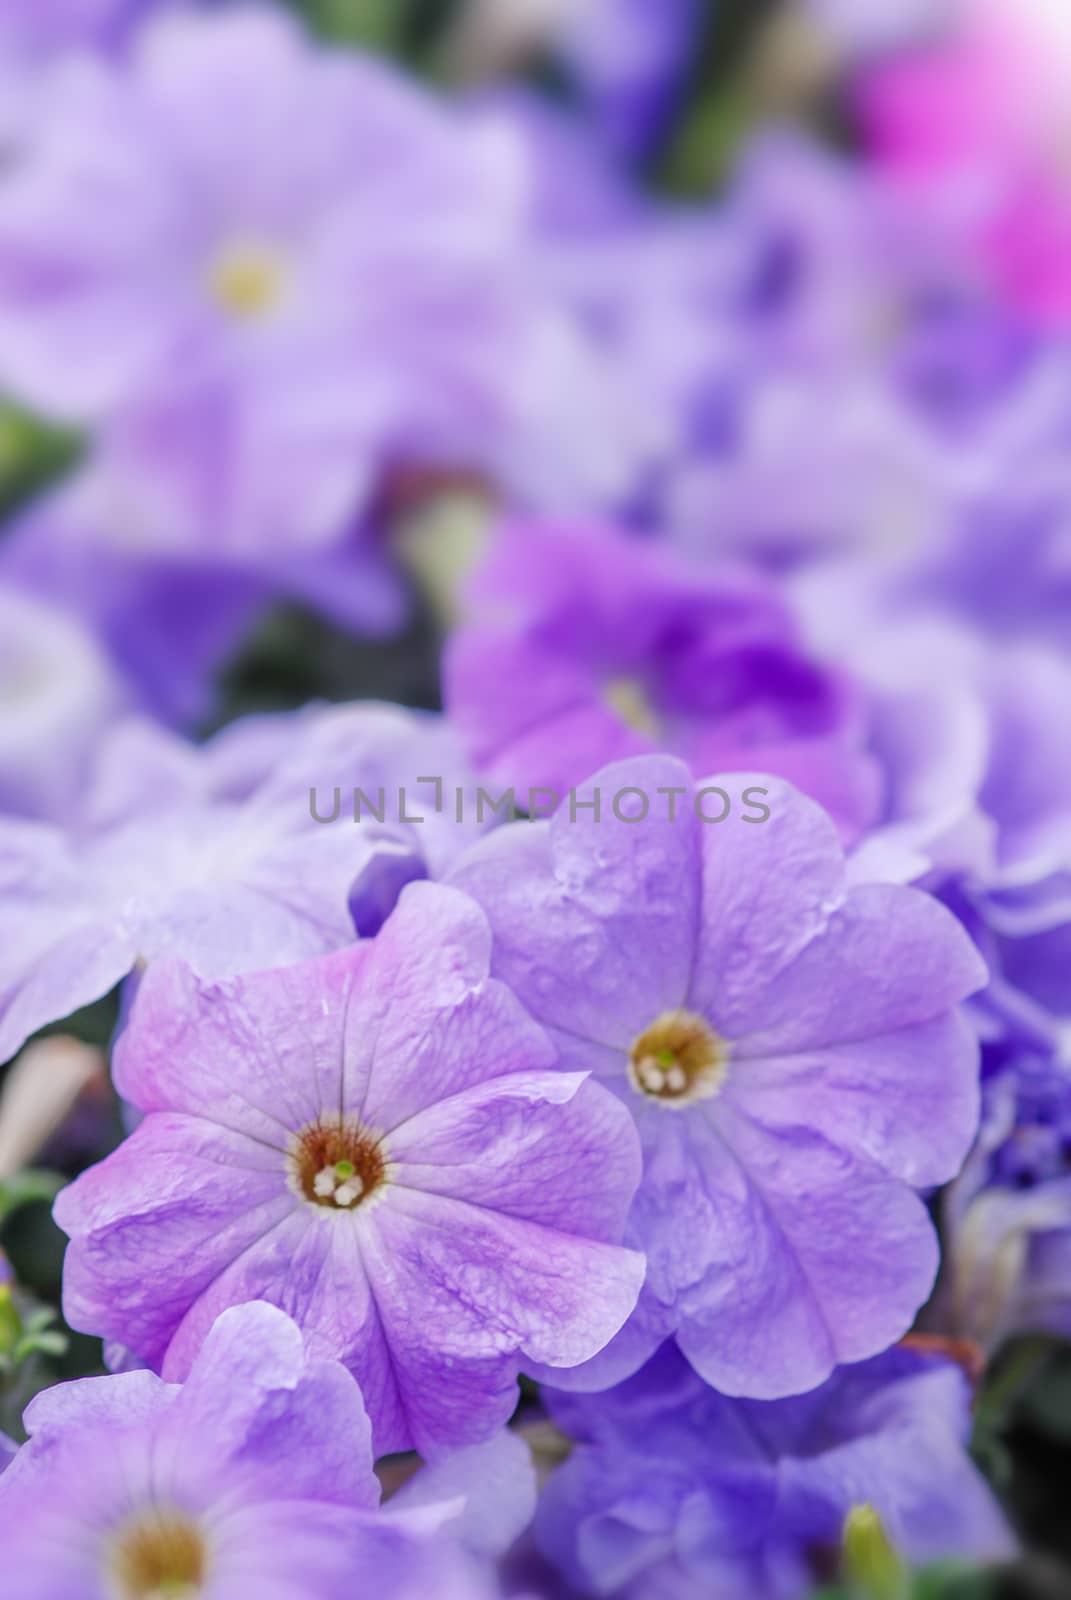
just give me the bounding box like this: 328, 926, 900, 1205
313, 1168, 338, 1199
637, 1058, 666, 1093
334, 1180, 363, 1207
665, 1065, 687, 1093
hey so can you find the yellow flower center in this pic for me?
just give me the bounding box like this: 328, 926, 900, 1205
628, 1010, 729, 1108
110, 1510, 207, 1600
208, 240, 287, 319
603, 676, 661, 739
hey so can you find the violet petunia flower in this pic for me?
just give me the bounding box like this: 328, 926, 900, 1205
941, 1050, 1071, 1354
55, 882, 645, 1455
553, 0, 700, 160
537, 1341, 1012, 1599
0, 474, 408, 724
0, 701, 486, 1064
0, 6, 542, 550
0, 1299, 533, 1599
450, 753, 986, 1398
445, 517, 882, 843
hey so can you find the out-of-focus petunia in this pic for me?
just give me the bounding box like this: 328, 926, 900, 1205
0, 702, 486, 1063
0, 6, 557, 548
445, 517, 882, 842
0, 465, 409, 725
450, 753, 986, 1398
858, 0, 1071, 323
537, 1340, 1012, 1599
55, 882, 645, 1455
553, 0, 700, 159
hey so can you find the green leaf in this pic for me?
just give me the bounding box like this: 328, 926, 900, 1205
285, 0, 406, 51
0, 1171, 66, 1230
0, 402, 82, 521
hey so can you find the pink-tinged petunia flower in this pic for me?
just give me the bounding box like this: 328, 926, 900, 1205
444, 517, 882, 843
858, 0, 1071, 323
0, 1299, 533, 1599
55, 882, 645, 1455
450, 753, 987, 1399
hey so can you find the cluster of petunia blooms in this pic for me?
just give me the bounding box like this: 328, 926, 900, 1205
0, 696, 1017, 1598
4, 1, 1071, 1598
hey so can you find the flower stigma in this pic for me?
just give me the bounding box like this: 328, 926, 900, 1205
290, 1120, 388, 1210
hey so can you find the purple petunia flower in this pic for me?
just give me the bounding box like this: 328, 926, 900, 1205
941, 1050, 1071, 1353
553, 0, 700, 160
0, 473, 407, 724
450, 752, 986, 1398
445, 517, 882, 843
537, 1341, 1011, 1599
0, 1299, 533, 1599
55, 881, 645, 1455
0, 701, 485, 1064
0, 7, 547, 550
834, 624, 1071, 1029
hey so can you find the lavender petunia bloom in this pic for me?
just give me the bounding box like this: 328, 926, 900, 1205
491, 107, 969, 568
904, 434, 1071, 659
0, 580, 128, 820
0, 7, 543, 550
450, 753, 986, 1398
0, 1299, 529, 1599
55, 882, 645, 1455
445, 517, 881, 843
537, 1341, 1011, 1599
0, 475, 407, 724
554, 0, 700, 159
843, 631, 1071, 1039
0, 701, 486, 1064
